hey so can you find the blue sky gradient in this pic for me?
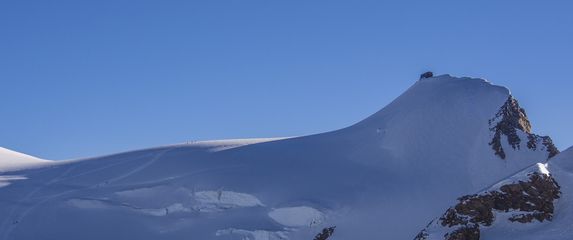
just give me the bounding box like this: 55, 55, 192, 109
1, 0, 572, 159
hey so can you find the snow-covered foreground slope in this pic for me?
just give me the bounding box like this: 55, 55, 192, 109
0, 75, 558, 239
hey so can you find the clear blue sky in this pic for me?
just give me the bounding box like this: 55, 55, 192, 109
1, 0, 572, 159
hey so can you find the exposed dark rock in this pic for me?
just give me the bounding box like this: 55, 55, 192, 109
489, 96, 531, 158
489, 96, 559, 159
542, 136, 560, 159
414, 229, 429, 240
415, 171, 560, 240
509, 212, 552, 223
527, 134, 559, 159
313, 226, 336, 240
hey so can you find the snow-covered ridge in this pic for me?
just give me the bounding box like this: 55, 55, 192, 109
0, 147, 50, 171
181, 137, 291, 152
415, 163, 560, 240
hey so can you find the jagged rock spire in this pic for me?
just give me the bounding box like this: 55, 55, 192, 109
489, 96, 558, 159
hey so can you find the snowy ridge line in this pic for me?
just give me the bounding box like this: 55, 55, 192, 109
474, 162, 549, 194
51, 137, 289, 163
0, 147, 53, 172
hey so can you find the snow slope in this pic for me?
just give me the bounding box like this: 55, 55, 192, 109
0, 147, 50, 171
0, 75, 556, 240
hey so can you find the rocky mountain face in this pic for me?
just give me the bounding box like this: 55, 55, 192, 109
488, 96, 559, 159
414, 163, 561, 240
415, 94, 564, 240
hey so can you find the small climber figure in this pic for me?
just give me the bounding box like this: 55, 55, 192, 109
420, 71, 433, 79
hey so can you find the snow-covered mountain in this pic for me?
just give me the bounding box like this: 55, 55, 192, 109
0, 75, 559, 240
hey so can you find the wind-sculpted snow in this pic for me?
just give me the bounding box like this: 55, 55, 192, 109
0, 75, 559, 239
268, 206, 325, 227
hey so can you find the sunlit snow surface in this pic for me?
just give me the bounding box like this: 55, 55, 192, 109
0, 75, 556, 239
0, 147, 51, 171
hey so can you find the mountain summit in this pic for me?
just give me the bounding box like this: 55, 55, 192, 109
0, 75, 559, 240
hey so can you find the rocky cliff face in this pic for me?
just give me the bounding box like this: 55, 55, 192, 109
489, 96, 559, 159
414, 164, 561, 240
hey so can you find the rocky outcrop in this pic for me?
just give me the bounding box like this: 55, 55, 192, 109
313, 226, 336, 240
414, 229, 429, 240
489, 96, 558, 159
414, 167, 560, 240
527, 134, 560, 159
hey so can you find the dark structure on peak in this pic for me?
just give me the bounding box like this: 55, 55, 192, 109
420, 71, 433, 79
489, 96, 559, 159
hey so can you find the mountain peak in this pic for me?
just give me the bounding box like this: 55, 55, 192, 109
488, 96, 559, 159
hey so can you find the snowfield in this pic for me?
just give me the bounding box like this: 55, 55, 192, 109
0, 74, 563, 239
268, 206, 325, 227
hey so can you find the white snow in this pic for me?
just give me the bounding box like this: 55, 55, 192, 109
67, 198, 109, 209
216, 228, 288, 240
268, 206, 325, 227
0, 147, 50, 171
67, 198, 193, 216
182, 138, 290, 152
193, 190, 264, 212
0, 175, 27, 188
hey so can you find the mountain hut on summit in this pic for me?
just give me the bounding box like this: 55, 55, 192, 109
420, 71, 433, 79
